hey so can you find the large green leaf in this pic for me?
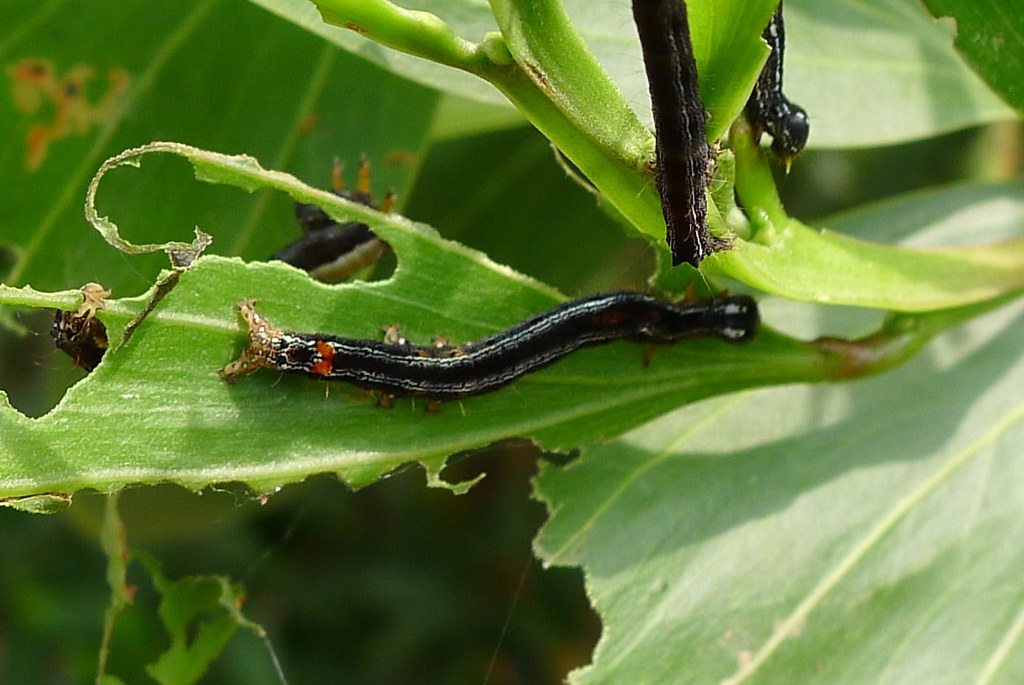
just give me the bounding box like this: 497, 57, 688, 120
304, 0, 1024, 307
2, 0, 1022, 501
0, 0, 438, 294
535, 291, 1024, 684
271, 0, 1015, 148
250, 0, 512, 107
784, 0, 1015, 146
3, 141, 1019, 504
534, 185, 1024, 682
577, 0, 1016, 146
0, 144, 829, 499
706, 126, 1024, 310
922, 0, 1024, 112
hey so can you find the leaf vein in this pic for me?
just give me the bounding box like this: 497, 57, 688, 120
721, 397, 1024, 685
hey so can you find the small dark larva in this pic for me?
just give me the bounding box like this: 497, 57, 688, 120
270, 158, 392, 283
219, 292, 760, 406
632, 0, 714, 269
51, 283, 110, 372
745, 0, 810, 167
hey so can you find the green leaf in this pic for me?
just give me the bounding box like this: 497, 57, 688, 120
137, 552, 247, 685
711, 124, 1024, 311
1, 0, 1021, 505
0, 142, 815, 498
586, 0, 1017, 146
302, 0, 1024, 306
311, 0, 670, 254
1, 0, 439, 294
535, 294, 1024, 684
709, 216, 1024, 311
784, 0, 1015, 147
687, 0, 778, 141
921, 0, 1024, 112
6, 141, 1018, 500
279, 0, 1015, 149
250, 0, 513, 108
1, 1, 1022, 682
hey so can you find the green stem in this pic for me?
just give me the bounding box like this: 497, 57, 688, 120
729, 117, 788, 236
487, 0, 650, 165
316, 0, 485, 69
313, 0, 667, 246
0, 284, 84, 310
814, 291, 1024, 380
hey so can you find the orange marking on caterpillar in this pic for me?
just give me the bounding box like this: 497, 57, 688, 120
313, 340, 335, 376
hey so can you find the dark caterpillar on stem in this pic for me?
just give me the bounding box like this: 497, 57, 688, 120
745, 0, 810, 168
632, 0, 713, 268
